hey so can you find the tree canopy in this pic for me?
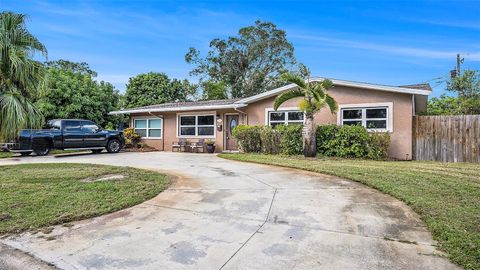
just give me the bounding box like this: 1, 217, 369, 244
201, 80, 228, 100
36, 60, 122, 129
124, 72, 197, 108
427, 70, 480, 115
185, 20, 297, 98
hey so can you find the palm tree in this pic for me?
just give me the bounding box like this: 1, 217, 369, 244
274, 65, 337, 157
0, 11, 47, 141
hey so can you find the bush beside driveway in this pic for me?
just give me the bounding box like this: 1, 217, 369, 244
218, 153, 480, 270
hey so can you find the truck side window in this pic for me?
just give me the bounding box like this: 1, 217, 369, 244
52, 120, 61, 130
63, 121, 81, 132
46, 120, 61, 130
81, 121, 99, 133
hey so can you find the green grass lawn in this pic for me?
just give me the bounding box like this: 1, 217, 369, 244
218, 153, 480, 270
0, 152, 13, 158
0, 149, 91, 159
0, 163, 170, 234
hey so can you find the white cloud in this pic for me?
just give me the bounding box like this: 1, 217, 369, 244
291, 34, 480, 61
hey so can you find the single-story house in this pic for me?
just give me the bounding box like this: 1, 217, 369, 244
110, 78, 431, 160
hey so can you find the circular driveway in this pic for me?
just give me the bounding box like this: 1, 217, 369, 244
0, 152, 458, 269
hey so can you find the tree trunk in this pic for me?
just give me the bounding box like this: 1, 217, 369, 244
303, 114, 316, 157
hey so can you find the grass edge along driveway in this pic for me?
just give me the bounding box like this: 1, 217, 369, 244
218, 153, 480, 270
0, 163, 170, 235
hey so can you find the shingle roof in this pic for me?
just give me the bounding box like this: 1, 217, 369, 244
110, 79, 432, 115
125, 98, 241, 111
398, 83, 432, 91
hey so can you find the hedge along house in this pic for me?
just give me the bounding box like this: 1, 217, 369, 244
110, 78, 431, 160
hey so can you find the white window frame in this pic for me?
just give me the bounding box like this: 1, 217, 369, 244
265, 107, 304, 126
176, 112, 216, 138
132, 117, 163, 139
337, 102, 393, 132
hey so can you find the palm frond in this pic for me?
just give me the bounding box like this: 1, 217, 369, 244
0, 92, 25, 140
325, 94, 338, 113
281, 73, 306, 88
273, 89, 304, 110
310, 87, 323, 103
313, 99, 326, 111
321, 78, 334, 90
311, 83, 326, 100
0, 11, 47, 141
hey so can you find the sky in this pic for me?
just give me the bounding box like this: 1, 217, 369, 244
2, 0, 479, 96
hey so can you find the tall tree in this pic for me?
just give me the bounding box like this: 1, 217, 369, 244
274, 65, 338, 157
124, 72, 197, 108
36, 60, 122, 129
0, 12, 46, 141
201, 80, 228, 100
446, 70, 480, 114
426, 70, 480, 115
185, 20, 296, 98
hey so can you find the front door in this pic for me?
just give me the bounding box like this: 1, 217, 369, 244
225, 114, 239, 151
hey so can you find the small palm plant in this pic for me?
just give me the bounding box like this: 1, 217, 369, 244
274, 65, 338, 157
0, 12, 47, 142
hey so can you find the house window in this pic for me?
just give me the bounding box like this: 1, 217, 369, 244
178, 115, 215, 137
341, 107, 389, 131
134, 118, 162, 138
268, 111, 304, 127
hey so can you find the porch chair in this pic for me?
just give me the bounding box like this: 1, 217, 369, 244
172, 138, 189, 152
190, 139, 205, 153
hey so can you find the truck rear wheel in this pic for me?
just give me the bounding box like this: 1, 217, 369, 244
106, 139, 121, 153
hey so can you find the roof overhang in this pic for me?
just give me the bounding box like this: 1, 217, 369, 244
235, 78, 432, 105
109, 103, 248, 115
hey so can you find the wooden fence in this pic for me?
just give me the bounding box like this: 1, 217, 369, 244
413, 115, 480, 162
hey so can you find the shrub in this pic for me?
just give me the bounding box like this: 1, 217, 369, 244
316, 124, 339, 154
322, 125, 370, 158
316, 124, 390, 159
260, 126, 281, 154
233, 123, 390, 160
232, 125, 262, 152
123, 128, 141, 148
276, 124, 303, 155
367, 132, 391, 159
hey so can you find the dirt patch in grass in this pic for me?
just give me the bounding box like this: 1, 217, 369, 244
218, 153, 480, 270
0, 163, 170, 234
80, 174, 126, 183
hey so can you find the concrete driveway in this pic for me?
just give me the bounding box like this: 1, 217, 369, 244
0, 152, 458, 270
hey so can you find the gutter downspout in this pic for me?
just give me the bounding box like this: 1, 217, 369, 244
148, 111, 165, 151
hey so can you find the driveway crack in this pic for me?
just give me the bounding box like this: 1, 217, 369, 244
218, 188, 277, 270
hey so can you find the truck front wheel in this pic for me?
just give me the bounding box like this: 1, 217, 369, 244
106, 139, 121, 153
34, 148, 50, 156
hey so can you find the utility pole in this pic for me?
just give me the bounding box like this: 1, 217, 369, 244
456, 53, 464, 77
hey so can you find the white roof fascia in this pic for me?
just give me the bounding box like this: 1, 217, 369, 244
235, 83, 297, 104
235, 78, 431, 105
109, 103, 247, 115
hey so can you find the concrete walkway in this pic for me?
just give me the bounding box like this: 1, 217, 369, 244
0, 152, 458, 269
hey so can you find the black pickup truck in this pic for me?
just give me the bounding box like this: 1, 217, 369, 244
6, 119, 124, 156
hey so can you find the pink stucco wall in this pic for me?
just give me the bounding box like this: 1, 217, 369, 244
130, 85, 415, 159
243, 85, 414, 159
